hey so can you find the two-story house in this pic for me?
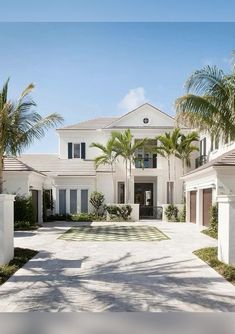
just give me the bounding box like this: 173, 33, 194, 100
3, 103, 187, 222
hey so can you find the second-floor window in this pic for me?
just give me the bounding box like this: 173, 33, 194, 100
200, 138, 206, 156
73, 144, 80, 158
68, 142, 86, 159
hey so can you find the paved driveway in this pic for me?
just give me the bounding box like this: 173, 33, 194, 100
0, 221, 235, 312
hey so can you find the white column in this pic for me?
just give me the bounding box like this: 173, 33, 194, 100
38, 190, 43, 223
0, 194, 15, 265
196, 189, 203, 228
186, 191, 190, 222
217, 195, 235, 265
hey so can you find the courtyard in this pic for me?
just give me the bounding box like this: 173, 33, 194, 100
0, 221, 235, 312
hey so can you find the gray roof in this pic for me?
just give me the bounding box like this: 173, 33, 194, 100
186, 148, 235, 176
59, 117, 119, 130
3, 156, 36, 172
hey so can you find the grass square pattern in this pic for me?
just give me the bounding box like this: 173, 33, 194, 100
59, 225, 169, 242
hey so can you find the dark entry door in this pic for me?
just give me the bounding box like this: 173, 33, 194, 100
31, 190, 39, 223
190, 191, 196, 223
203, 188, 212, 227
135, 183, 154, 218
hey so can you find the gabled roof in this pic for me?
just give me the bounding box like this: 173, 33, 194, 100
105, 103, 175, 128
184, 148, 235, 177
57, 103, 180, 131
3, 156, 45, 176
59, 117, 119, 130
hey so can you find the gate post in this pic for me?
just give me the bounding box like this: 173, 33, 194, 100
0, 194, 15, 265
217, 195, 235, 265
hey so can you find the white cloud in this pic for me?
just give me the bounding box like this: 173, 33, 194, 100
118, 87, 148, 112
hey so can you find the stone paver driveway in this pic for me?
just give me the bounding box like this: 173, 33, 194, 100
0, 221, 235, 312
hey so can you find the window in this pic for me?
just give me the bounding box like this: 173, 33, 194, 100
70, 190, 77, 214
68, 142, 86, 159
211, 135, 219, 151
73, 144, 80, 158
143, 118, 149, 124
167, 182, 174, 204
59, 189, 66, 215
81, 189, 88, 213
118, 182, 125, 204
200, 138, 206, 156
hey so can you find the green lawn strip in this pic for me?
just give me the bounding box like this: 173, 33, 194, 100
0, 248, 38, 286
194, 247, 235, 285
201, 228, 218, 239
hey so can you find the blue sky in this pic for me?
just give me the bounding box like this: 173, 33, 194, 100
1, 0, 235, 21
0, 22, 234, 153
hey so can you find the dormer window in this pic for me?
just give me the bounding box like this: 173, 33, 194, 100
143, 118, 149, 124
73, 143, 80, 158
68, 142, 86, 159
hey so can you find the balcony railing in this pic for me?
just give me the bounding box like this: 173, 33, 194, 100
195, 155, 208, 168
134, 157, 157, 169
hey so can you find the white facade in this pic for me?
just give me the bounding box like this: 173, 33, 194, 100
183, 130, 235, 229
3, 103, 189, 220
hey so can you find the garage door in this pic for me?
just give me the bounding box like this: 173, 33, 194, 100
203, 188, 212, 227
190, 191, 196, 223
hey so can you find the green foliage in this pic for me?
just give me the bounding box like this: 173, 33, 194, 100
165, 204, 179, 222
14, 195, 35, 227
71, 213, 93, 222
176, 64, 235, 141
194, 247, 235, 284
178, 204, 186, 222
106, 205, 132, 221
0, 247, 38, 286
201, 204, 218, 239
89, 191, 105, 216
14, 221, 38, 231
46, 214, 71, 221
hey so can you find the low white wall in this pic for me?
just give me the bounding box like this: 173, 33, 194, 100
0, 194, 15, 265
162, 203, 184, 222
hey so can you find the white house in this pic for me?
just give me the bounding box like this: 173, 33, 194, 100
3, 103, 189, 221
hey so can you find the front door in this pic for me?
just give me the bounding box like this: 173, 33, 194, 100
31, 190, 39, 223
135, 183, 153, 218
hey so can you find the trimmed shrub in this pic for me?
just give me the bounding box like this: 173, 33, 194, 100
89, 191, 105, 216
202, 204, 218, 239
178, 204, 186, 222
71, 213, 93, 222
46, 214, 71, 221
14, 195, 35, 227
106, 205, 132, 221
165, 204, 179, 222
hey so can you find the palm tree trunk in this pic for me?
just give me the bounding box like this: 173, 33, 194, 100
128, 159, 132, 204
0, 154, 3, 194
111, 164, 116, 203
168, 156, 171, 182
125, 160, 128, 204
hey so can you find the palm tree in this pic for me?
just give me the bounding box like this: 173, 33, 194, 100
176, 132, 199, 175
112, 129, 147, 203
156, 128, 182, 183
175, 65, 235, 141
90, 135, 118, 202
0, 79, 64, 193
